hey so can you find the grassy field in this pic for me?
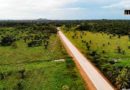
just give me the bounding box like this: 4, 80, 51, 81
0, 27, 86, 90
62, 27, 130, 89
0, 35, 67, 65
63, 31, 130, 66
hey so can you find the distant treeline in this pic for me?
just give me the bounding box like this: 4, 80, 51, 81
0, 20, 130, 35
0, 20, 82, 27
0, 21, 57, 34
63, 20, 130, 35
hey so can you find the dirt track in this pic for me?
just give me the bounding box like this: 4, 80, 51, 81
58, 28, 115, 90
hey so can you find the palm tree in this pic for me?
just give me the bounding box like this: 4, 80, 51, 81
116, 68, 129, 89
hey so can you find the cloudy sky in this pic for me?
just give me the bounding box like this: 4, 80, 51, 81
0, 0, 130, 20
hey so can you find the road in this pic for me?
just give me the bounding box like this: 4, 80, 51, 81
58, 28, 115, 90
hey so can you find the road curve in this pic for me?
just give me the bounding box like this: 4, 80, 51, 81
58, 28, 115, 90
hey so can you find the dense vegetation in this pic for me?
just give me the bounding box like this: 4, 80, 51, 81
62, 20, 130, 35
0, 22, 85, 90
62, 20, 130, 89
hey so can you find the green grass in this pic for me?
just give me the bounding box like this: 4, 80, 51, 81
62, 29, 130, 88
0, 31, 86, 90
0, 61, 85, 90
0, 35, 67, 65
63, 30, 130, 67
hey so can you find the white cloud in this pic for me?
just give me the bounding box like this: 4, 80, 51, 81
103, 0, 130, 9
0, 0, 127, 19
0, 0, 80, 19
0, 0, 78, 10
0, 0, 116, 12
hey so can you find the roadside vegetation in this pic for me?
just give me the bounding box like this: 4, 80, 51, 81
0, 22, 85, 90
62, 20, 130, 89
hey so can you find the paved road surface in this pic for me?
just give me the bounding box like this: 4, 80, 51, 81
58, 28, 114, 90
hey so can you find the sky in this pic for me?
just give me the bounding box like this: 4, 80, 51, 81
0, 0, 130, 20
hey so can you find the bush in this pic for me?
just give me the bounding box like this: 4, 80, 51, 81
65, 57, 75, 68
0, 73, 5, 80
62, 85, 69, 90
11, 42, 18, 48
1, 36, 15, 46
28, 40, 42, 47
14, 80, 24, 90
18, 69, 26, 79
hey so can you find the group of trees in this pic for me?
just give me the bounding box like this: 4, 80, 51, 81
0, 22, 57, 49
1, 20, 130, 89
0, 35, 15, 46
76, 20, 130, 35
62, 20, 130, 89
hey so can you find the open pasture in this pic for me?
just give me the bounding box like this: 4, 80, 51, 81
63, 28, 130, 89
0, 25, 85, 90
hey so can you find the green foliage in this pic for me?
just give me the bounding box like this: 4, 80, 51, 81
63, 27, 130, 89
65, 57, 75, 68
11, 42, 18, 48
116, 68, 129, 89
28, 40, 42, 47
1, 36, 15, 46
0, 24, 85, 90
62, 20, 130, 35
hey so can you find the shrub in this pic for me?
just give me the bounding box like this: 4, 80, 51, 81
102, 44, 105, 47
90, 51, 97, 57
0, 73, 5, 80
18, 69, 25, 79
62, 85, 69, 90
65, 57, 75, 68
102, 50, 106, 54
14, 80, 24, 90
116, 68, 129, 89
43, 40, 49, 49
28, 40, 42, 47
128, 46, 130, 49
117, 46, 122, 53
1, 36, 15, 46
108, 42, 110, 45
11, 42, 18, 48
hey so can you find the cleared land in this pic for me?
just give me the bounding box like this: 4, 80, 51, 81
0, 26, 85, 90
58, 29, 114, 90
62, 26, 130, 89
63, 31, 130, 66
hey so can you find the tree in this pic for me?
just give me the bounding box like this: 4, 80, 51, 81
117, 46, 121, 53
1, 36, 15, 46
76, 23, 91, 31
128, 35, 130, 41
116, 68, 129, 89
28, 40, 42, 47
